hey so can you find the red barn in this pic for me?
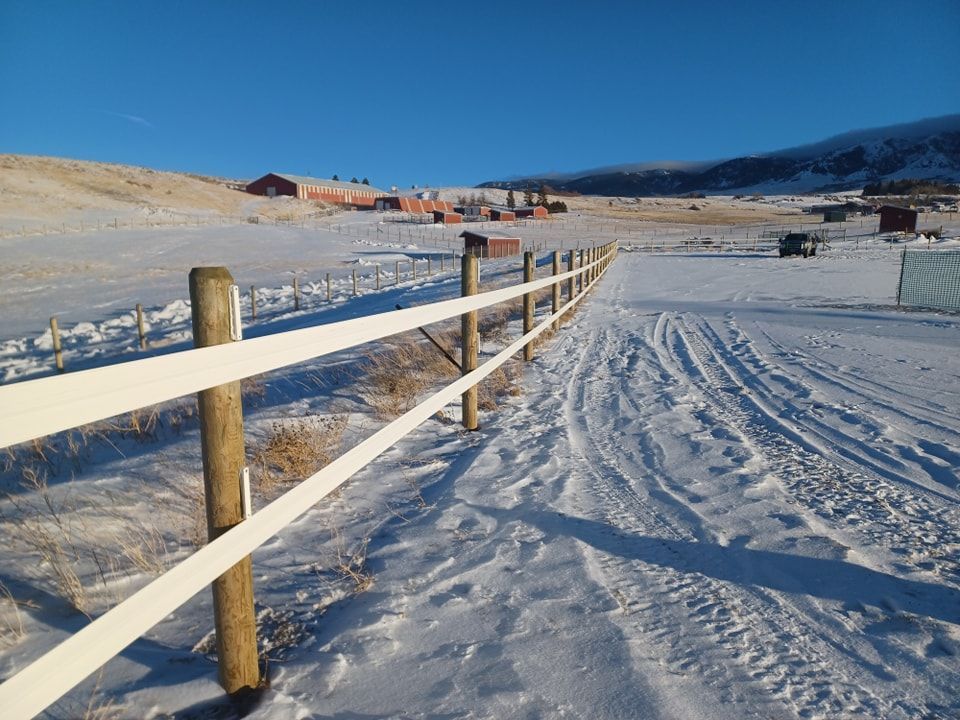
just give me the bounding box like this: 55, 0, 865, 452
514, 206, 549, 219
246, 173, 386, 208
490, 208, 516, 221
878, 205, 918, 233
460, 231, 521, 258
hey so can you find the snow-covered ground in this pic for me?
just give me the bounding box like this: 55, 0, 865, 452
1, 206, 959, 719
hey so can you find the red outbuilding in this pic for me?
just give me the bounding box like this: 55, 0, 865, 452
514, 206, 549, 219
490, 208, 516, 221
878, 205, 918, 233
460, 231, 521, 258
246, 173, 386, 208
433, 210, 462, 224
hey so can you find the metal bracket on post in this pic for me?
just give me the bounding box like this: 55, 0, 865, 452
239, 466, 252, 519
228, 284, 243, 341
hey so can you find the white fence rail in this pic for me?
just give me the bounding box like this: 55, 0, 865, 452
0, 245, 616, 719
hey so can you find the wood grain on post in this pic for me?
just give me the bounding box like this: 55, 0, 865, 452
427, 257, 432, 276
412, 259, 417, 282
461, 254, 479, 430
567, 249, 575, 299
551, 250, 561, 330
49, 317, 64, 372
375, 265, 381, 290
523, 251, 535, 361
293, 276, 300, 311
250, 286, 257, 321
396, 260, 401, 286
189, 267, 259, 695
352, 269, 358, 296
136, 303, 147, 350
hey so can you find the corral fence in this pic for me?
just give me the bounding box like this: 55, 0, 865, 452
0, 242, 618, 719
896, 249, 960, 312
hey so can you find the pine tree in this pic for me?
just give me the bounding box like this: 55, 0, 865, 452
350, 177, 359, 184
362, 177, 370, 185
523, 187, 534, 206
332, 174, 340, 181
506, 190, 516, 209
537, 186, 548, 206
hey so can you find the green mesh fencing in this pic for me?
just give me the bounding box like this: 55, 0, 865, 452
897, 249, 960, 311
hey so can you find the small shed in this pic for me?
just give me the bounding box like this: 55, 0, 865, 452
460, 231, 521, 258
823, 210, 846, 223
433, 210, 462, 225
514, 206, 549, 219
878, 205, 918, 233
490, 208, 516, 222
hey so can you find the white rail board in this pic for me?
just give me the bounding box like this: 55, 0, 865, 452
0, 251, 614, 719
0, 256, 605, 449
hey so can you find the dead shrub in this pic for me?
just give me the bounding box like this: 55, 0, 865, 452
254, 415, 347, 491
334, 534, 373, 593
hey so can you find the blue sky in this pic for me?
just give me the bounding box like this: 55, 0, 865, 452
1, 1, 958, 189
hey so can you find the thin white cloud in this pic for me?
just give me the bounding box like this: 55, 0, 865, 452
99, 110, 154, 129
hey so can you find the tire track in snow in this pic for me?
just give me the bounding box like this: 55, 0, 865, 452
667, 314, 960, 587
701, 317, 960, 500
554, 296, 890, 717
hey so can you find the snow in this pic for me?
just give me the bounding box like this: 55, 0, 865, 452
1, 205, 959, 719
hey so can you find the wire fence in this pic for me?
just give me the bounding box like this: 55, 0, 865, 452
897, 249, 960, 311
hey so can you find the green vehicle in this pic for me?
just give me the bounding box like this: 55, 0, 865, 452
779, 232, 818, 258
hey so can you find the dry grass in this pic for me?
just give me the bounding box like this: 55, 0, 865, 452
253, 415, 347, 491
1, 463, 173, 616
0, 580, 28, 647
478, 359, 523, 411
361, 334, 460, 419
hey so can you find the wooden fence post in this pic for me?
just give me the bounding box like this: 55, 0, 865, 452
461, 254, 478, 430
352, 269, 358, 296
523, 251, 535, 361
293, 276, 300, 311
136, 304, 147, 349
375, 265, 381, 290
396, 260, 401, 286
250, 286, 257, 321
326, 273, 332, 302
412, 259, 417, 282
551, 250, 560, 329
567, 249, 575, 300
188, 267, 260, 695
49, 317, 64, 372
579, 249, 585, 293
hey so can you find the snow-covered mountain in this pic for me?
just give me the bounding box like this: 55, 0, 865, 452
480, 114, 960, 196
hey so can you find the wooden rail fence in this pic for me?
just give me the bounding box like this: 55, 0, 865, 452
0, 243, 618, 719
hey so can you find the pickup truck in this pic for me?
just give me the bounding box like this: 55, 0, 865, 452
778, 232, 818, 258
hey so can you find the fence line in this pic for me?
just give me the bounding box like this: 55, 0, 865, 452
0, 244, 616, 720
0, 251, 606, 449
896, 248, 960, 311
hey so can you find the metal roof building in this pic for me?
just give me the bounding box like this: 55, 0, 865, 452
459, 231, 521, 258
246, 173, 387, 208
